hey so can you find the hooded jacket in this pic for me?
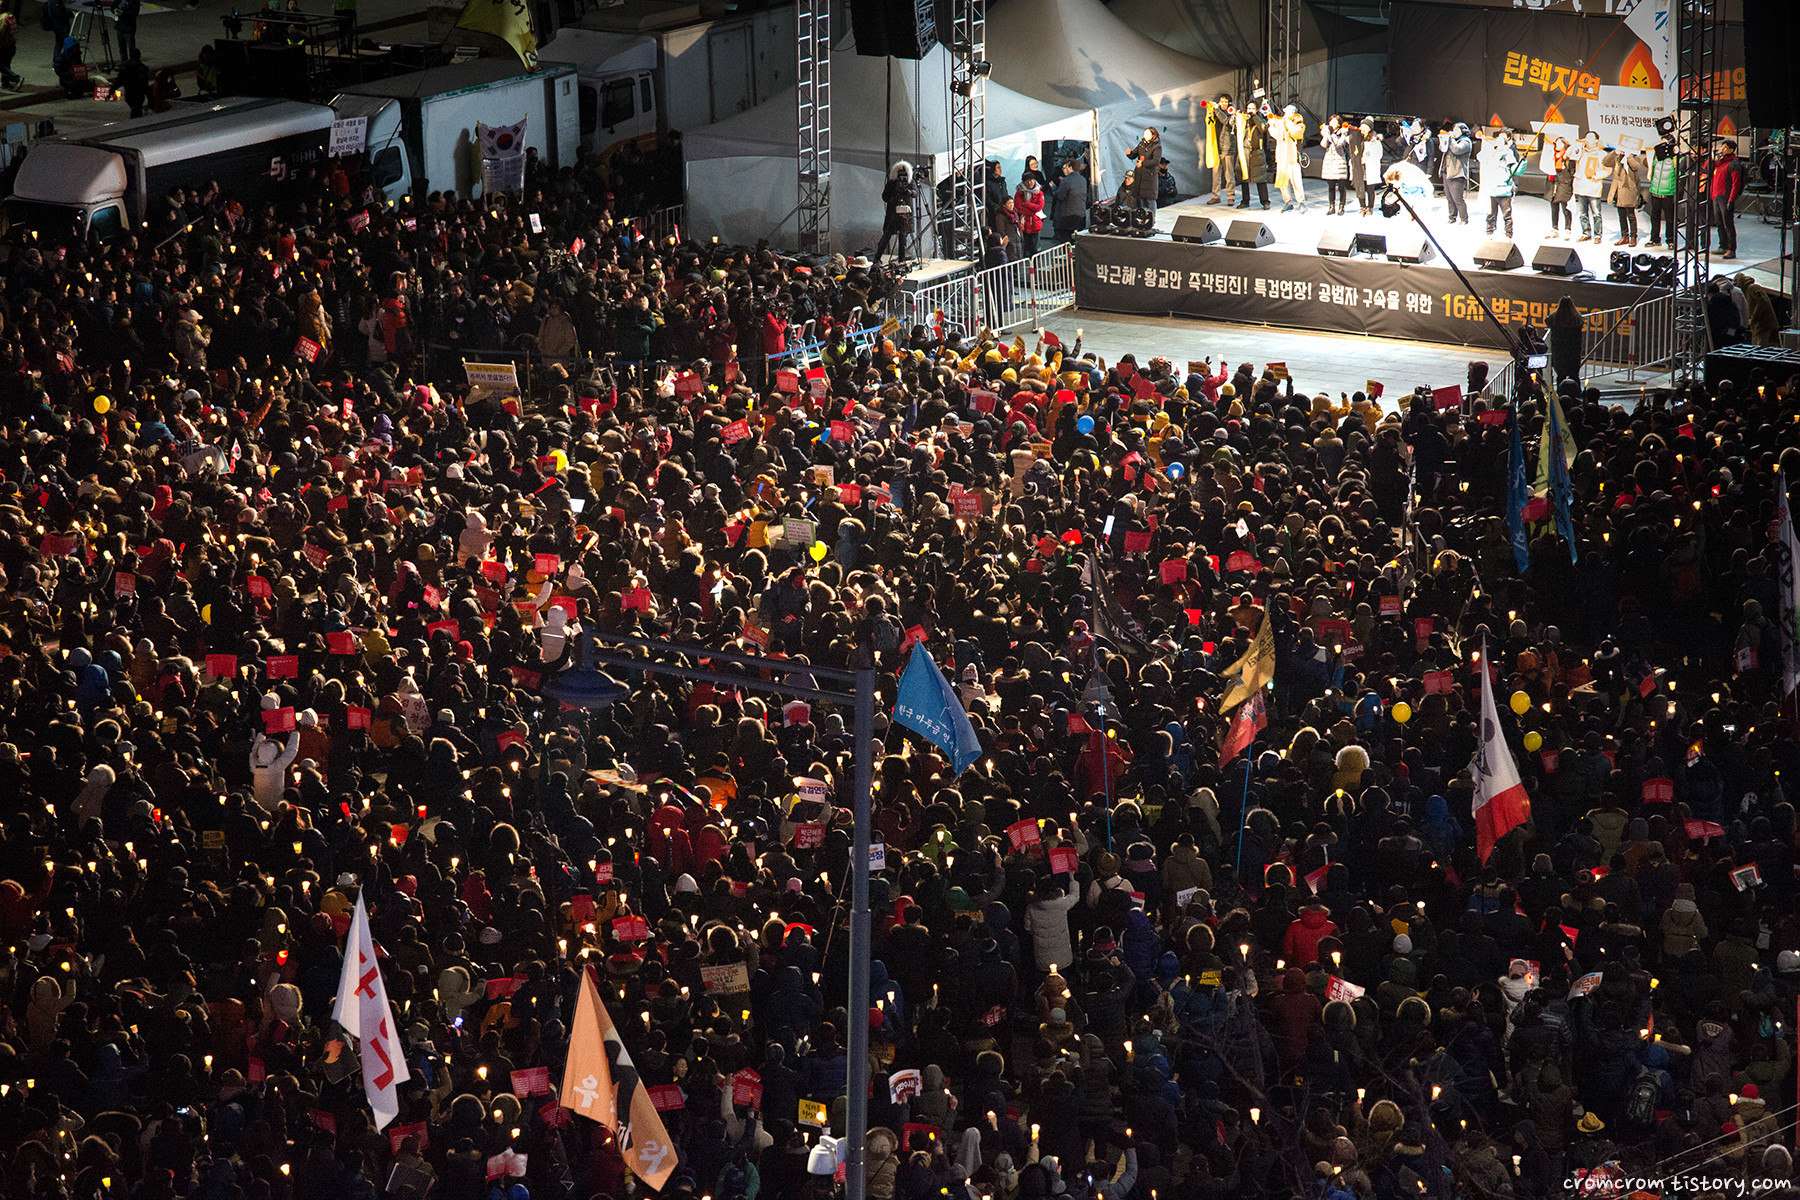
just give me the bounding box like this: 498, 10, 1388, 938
1282, 907, 1339, 970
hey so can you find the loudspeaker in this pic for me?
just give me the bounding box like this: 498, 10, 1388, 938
1317, 228, 1356, 257
1531, 244, 1583, 276
1171, 214, 1222, 244
852, 0, 937, 58
1224, 220, 1274, 249
1386, 232, 1435, 264
1744, 0, 1798, 129
1473, 239, 1525, 271
215, 40, 308, 100
1353, 232, 1388, 257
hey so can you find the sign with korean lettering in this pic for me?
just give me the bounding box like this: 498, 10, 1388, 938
1074, 236, 1663, 351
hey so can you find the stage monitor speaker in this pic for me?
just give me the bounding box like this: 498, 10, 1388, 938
1171, 214, 1222, 244
851, 0, 937, 58
1385, 232, 1435, 264
1353, 232, 1388, 257
1474, 239, 1525, 271
1224, 219, 1274, 249
1531, 244, 1583, 276
1317, 228, 1356, 257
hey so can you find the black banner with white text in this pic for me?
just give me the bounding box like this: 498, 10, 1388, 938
1072, 233, 1660, 350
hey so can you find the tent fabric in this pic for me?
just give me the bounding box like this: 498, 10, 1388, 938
1110, 0, 1387, 68
985, 0, 1236, 195
684, 43, 1092, 251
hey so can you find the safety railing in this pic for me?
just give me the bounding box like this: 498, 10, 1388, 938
886, 242, 1075, 336
633, 204, 685, 244
1582, 291, 1678, 382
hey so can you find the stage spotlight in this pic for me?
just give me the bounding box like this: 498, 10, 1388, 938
971, 61, 992, 77
1089, 205, 1113, 234
1655, 115, 1677, 137
1607, 250, 1632, 283
1130, 208, 1156, 237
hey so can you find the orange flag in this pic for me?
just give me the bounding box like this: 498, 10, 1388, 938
562, 967, 678, 1191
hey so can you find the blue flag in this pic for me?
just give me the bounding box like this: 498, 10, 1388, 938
1507, 409, 1530, 574
1547, 393, 1579, 564
893, 646, 983, 774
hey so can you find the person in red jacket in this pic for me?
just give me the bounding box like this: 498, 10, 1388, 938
1014, 176, 1048, 257
1709, 139, 1747, 260
1283, 901, 1340, 969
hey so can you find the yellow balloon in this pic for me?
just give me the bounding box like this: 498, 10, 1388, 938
1392, 702, 1412, 724
551, 449, 568, 472
93, 395, 111, 414
1523, 731, 1543, 752
809, 541, 828, 562
1510, 690, 1531, 716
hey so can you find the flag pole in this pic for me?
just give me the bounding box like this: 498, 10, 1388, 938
1094, 638, 1113, 853
844, 652, 875, 1200
1234, 745, 1254, 879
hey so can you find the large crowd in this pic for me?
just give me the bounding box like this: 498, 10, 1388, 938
0, 131, 1798, 1200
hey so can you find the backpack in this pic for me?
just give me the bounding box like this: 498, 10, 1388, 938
1622, 1067, 1658, 1128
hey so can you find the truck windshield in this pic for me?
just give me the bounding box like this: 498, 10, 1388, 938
5, 198, 87, 243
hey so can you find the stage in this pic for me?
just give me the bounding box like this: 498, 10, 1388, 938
1074, 191, 1686, 351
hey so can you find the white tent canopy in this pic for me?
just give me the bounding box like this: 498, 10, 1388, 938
684, 42, 1094, 252
985, 0, 1237, 196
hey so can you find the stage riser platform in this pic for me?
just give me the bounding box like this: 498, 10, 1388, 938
1073, 234, 1661, 351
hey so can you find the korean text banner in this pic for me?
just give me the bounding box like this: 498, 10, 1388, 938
1071, 235, 1659, 351
1388, 2, 1745, 138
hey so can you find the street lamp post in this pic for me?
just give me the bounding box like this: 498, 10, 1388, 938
566, 630, 877, 1200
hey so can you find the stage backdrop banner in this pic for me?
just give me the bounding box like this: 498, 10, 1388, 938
1388, 2, 1745, 140
1072, 234, 1660, 350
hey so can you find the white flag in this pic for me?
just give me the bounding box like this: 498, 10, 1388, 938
333, 892, 411, 1130
1777, 471, 1800, 698
1471, 641, 1529, 862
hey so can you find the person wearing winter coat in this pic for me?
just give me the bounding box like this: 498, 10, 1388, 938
1052, 159, 1089, 242
1738, 272, 1780, 345
1358, 119, 1383, 215
1133, 128, 1163, 214
250, 725, 300, 811
1544, 136, 1574, 238
1283, 903, 1338, 969
1025, 875, 1080, 973
1661, 884, 1708, 961
1271, 104, 1308, 212
876, 162, 917, 266
1441, 122, 1474, 224
1604, 147, 1646, 245
1233, 108, 1272, 209
865, 1127, 900, 1199
1320, 116, 1354, 216
1266, 967, 1321, 1066
1571, 132, 1611, 244
1710, 140, 1748, 258
1479, 129, 1524, 239
1014, 177, 1047, 256
1204, 95, 1238, 203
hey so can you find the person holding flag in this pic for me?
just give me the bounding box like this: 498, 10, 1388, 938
332, 890, 410, 1131
563, 964, 680, 1191
1471, 641, 1531, 861
892, 643, 983, 774
1219, 599, 1275, 713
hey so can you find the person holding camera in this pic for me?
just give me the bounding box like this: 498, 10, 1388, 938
1645, 133, 1679, 250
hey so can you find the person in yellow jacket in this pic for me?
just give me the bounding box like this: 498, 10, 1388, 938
1204, 94, 1239, 204
1272, 104, 1309, 212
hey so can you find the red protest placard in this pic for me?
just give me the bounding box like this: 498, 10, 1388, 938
1378, 595, 1402, 617
114, 572, 137, 597
39, 532, 76, 557
1478, 408, 1509, 426
775, 368, 800, 393
496, 730, 527, 752
570, 894, 596, 924
648, 1084, 685, 1112
622, 587, 652, 613
722, 419, 750, 444
246, 575, 274, 599
673, 372, 703, 398
612, 915, 649, 941
346, 705, 372, 730
1006, 819, 1041, 850
1318, 618, 1352, 643
839, 482, 862, 505
388, 1122, 428, 1154
263, 707, 296, 734
326, 630, 356, 654
1539, 749, 1559, 773
1225, 550, 1260, 573
1684, 818, 1725, 839
1067, 713, 1094, 735
1415, 617, 1435, 651
1422, 669, 1455, 695
793, 822, 826, 849
206, 654, 238, 679
1642, 778, 1674, 803
732, 1069, 762, 1108
954, 494, 982, 517
540, 1103, 570, 1129
594, 862, 614, 885
295, 337, 321, 363
970, 389, 997, 413
510, 1067, 552, 1096
480, 559, 508, 583
1159, 558, 1187, 584
427, 619, 460, 639
534, 553, 560, 576
1049, 846, 1079, 875
311, 1109, 336, 1134
1432, 385, 1462, 410
830, 420, 855, 442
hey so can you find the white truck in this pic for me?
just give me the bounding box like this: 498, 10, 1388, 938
541, 6, 794, 160
6, 97, 335, 241
333, 59, 581, 203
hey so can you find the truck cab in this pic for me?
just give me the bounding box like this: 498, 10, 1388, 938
9, 143, 128, 242
588, 69, 658, 160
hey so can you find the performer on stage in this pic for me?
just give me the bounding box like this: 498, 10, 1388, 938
1571, 131, 1611, 245
1271, 103, 1308, 212
1709, 139, 1746, 260
1603, 144, 1645, 246
1320, 115, 1353, 216
1441, 122, 1473, 224
1204, 95, 1238, 204
1233, 104, 1272, 210
1357, 119, 1383, 216
874, 161, 916, 266
1645, 132, 1678, 250
1132, 127, 1163, 217
1541, 135, 1573, 239
1478, 128, 1523, 240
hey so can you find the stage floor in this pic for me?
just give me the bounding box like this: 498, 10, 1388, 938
1152, 189, 1793, 286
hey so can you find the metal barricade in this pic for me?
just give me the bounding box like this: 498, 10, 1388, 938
634, 205, 685, 244
885, 243, 1075, 336
1581, 292, 1677, 382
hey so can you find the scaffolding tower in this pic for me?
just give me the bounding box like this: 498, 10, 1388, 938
948, 0, 987, 261
1675, 0, 1721, 380
1265, 0, 1303, 115
797, 0, 831, 254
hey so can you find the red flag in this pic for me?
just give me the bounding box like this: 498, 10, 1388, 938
1220, 691, 1266, 764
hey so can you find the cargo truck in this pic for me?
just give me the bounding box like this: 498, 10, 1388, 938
332, 59, 580, 203
5, 97, 334, 241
